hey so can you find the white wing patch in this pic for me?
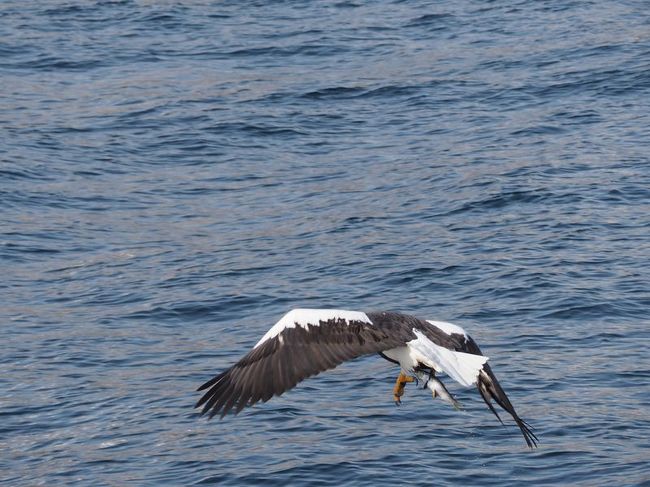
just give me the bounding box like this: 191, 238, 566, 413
408, 328, 488, 387
426, 319, 468, 338
254, 308, 372, 348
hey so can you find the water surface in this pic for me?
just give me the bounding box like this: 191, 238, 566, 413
2, 1, 650, 485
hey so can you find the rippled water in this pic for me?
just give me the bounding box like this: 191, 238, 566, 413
2, 1, 650, 485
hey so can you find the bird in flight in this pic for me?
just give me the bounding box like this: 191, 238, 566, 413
196, 309, 538, 448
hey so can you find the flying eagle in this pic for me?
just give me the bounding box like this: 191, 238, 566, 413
196, 309, 538, 448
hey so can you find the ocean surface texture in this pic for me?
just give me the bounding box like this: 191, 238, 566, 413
2, 1, 650, 485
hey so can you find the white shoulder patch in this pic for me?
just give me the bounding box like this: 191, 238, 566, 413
254, 308, 372, 348
426, 320, 468, 338
408, 328, 488, 387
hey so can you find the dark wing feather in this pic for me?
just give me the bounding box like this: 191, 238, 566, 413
476, 364, 539, 448
196, 317, 412, 419
416, 318, 539, 449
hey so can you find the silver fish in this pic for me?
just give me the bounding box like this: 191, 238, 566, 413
415, 371, 462, 410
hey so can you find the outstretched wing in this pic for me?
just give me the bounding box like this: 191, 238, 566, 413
196, 309, 413, 418
420, 318, 539, 449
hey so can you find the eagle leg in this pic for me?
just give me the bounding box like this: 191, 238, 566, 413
393, 371, 415, 405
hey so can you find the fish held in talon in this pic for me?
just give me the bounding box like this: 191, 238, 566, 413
196, 308, 539, 449
416, 371, 462, 410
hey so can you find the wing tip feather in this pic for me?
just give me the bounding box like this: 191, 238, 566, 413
478, 366, 539, 449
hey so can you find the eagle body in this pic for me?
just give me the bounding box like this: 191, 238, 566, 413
196, 308, 538, 448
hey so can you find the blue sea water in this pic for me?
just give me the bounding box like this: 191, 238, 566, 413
2, 0, 650, 485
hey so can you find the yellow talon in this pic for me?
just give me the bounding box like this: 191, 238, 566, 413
393, 371, 415, 404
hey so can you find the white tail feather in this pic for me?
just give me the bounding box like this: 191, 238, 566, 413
409, 329, 488, 387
